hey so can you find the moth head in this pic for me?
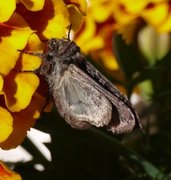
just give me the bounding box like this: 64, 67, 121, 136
48, 38, 60, 52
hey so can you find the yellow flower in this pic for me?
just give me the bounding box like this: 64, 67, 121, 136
0, 161, 21, 180
141, 1, 171, 32
0, 0, 86, 149
113, 0, 171, 33
75, 0, 171, 72
74, 1, 119, 71
0, 0, 16, 22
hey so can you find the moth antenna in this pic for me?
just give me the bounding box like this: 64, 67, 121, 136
67, 24, 72, 40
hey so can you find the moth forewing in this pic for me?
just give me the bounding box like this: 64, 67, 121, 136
52, 64, 112, 129
65, 64, 137, 133
78, 60, 140, 133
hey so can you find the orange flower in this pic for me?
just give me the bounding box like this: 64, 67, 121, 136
0, 161, 21, 180
113, 0, 171, 33
74, 0, 119, 71
75, 0, 171, 71
0, 0, 86, 149
111, 0, 171, 59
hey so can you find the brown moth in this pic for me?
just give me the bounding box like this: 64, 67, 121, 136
27, 38, 141, 134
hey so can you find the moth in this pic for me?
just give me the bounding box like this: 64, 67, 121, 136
24, 37, 141, 134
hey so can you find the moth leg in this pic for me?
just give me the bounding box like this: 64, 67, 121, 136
14, 67, 40, 74
14, 69, 36, 73
18, 49, 44, 58
16, 49, 45, 73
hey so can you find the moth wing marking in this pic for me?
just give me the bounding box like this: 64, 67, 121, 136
68, 64, 136, 134
52, 64, 112, 129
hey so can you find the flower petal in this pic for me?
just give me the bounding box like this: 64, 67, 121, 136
120, 0, 148, 13
75, 15, 104, 53
16, 33, 42, 71
68, 5, 84, 31
100, 51, 119, 70
25, 33, 44, 52
0, 93, 46, 149
0, 75, 3, 93
0, 13, 33, 76
0, 161, 21, 180
0, 0, 16, 22
65, 0, 87, 15
142, 3, 168, 27
42, 0, 70, 38
20, 0, 45, 11
113, 4, 137, 25
0, 106, 13, 143
3, 71, 40, 112
89, 0, 114, 22
158, 14, 171, 32
64, 0, 87, 30
17, 0, 70, 39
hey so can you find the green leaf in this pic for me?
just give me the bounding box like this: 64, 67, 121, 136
112, 34, 142, 81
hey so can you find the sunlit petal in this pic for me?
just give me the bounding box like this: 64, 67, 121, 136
0, 0, 16, 22
0, 107, 13, 143
20, 0, 45, 11
0, 75, 3, 93
0, 93, 45, 149
0, 13, 33, 76
17, 0, 71, 39
65, 0, 87, 15
3, 71, 39, 112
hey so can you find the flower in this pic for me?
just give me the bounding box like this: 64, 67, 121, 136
111, 0, 171, 60
74, 0, 119, 71
0, 0, 86, 149
112, 0, 171, 41
74, 0, 171, 78
111, 0, 171, 31
0, 160, 21, 180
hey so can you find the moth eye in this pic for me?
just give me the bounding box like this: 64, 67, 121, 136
74, 45, 80, 52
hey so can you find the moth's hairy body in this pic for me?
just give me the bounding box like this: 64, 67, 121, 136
36, 38, 141, 134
